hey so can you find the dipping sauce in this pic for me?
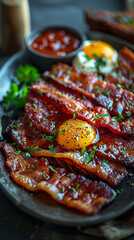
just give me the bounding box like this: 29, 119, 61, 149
31, 30, 81, 57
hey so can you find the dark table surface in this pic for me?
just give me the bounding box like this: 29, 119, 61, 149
0, 0, 134, 240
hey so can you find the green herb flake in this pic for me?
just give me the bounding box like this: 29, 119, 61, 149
33, 103, 37, 109
13, 125, 20, 129
117, 83, 124, 89
126, 111, 131, 117
93, 87, 100, 93
43, 118, 47, 122
31, 164, 36, 169
84, 55, 91, 61
81, 146, 86, 156
86, 131, 90, 136
118, 70, 123, 77
30, 121, 33, 127
66, 70, 71, 75
26, 145, 39, 151
103, 159, 109, 169
52, 71, 58, 75
102, 90, 110, 95
49, 165, 57, 173
67, 174, 71, 178
112, 72, 117, 78
122, 147, 126, 155
38, 90, 43, 96
73, 111, 78, 120
48, 145, 57, 153
42, 173, 46, 178
82, 95, 86, 100
61, 129, 65, 133
116, 189, 121, 194
51, 121, 55, 125
24, 152, 31, 158
62, 186, 65, 193
98, 75, 103, 81
59, 94, 63, 97
14, 150, 21, 155
127, 102, 130, 108
78, 126, 84, 129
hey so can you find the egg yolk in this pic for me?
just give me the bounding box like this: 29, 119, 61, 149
57, 119, 96, 150
83, 41, 114, 60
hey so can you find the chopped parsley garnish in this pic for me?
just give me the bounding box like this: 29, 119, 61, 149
14, 150, 21, 155
72, 183, 80, 192
61, 129, 65, 133
49, 166, 57, 173
48, 145, 57, 153
118, 113, 125, 122
93, 53, 107, 71
43, 118, 47, 122
59, 94, 63, 97
50, 121, 55, 125
42, 173, 46, 178
73, 111, 78, 120
127, 102, 130, 108
42, 134, 55, 142
26, 146, 39, 151
62, 186, 65, 193
81, 146, 86, 156
3, 65, 40, 109
38, 90, 43, 96
116, 189, 121, 194
13, 125, 20, 129
82, 95, 86, 100
33, 103, 37, 109
112, 72, 117, 78
52, 71, 58, 75
117, 83, 124, 89
31, 164, 36, 169
93, 87, 101, 93
30, 121, 33, 127
122, 147, 126, 155
84, 146, 98, 163
24, 152, 31, 158
103, 159, 109, 169
86, 131, 90, 136
66, 70, 70, 75
102, 90, 110, 95
94, 113, 109, 120
111, 116, 118, 122
118, 70, 123, 77
98, 75, 103, 81
84, 55, 91, 61
12, 142, 17, 146
126, 111, 131, 117
67, 174, 71, 178
78, 126, 84, 129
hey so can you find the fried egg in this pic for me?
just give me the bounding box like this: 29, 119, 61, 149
57, 119, 96, 149
72, 40, 118, 74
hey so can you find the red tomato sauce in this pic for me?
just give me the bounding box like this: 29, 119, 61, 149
31, 30, 81, 57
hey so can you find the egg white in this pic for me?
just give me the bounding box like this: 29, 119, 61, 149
72, 40, 118, 74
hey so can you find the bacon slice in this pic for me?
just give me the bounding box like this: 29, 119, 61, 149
43, 63, 134, 118
2, 142, 116, 215
30, 80, 134, 136
10, 118, 128, 186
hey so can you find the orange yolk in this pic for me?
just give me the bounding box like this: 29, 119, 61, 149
57, 119, 96, 150
83, 41, 114, 60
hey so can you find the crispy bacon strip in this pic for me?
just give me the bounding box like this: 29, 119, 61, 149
11, 118, 134, 168
2, 143, 116, 215
30, 80, 134, 136
43, 63, 134, 118
10, 118, 128, 186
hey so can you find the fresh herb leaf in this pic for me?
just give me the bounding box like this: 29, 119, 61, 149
81, 146, 86, 156
126, 111, 131, 117
62, 186, 65, 192
13, 125, 20, 129
83, 55, 91, 61
102, 90, 110, 95
15, 64, 40, 84
38, 90, 43, 96
49, 165, 57, 173
24, 152, 31, 158
61, 129, 65, 133
48, 145, 57, 153
116, 189, 121, 194
73, 111, 78, 120
117, 83, 124, 89
66, 70, 70, 75
26, 146, 39, 151
52, 71, 58, 75
122, 147, 126, 155
14, 150, 21, 155
33, 103, 37, 109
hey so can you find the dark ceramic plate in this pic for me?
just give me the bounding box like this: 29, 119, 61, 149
0, 32, 134, 226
